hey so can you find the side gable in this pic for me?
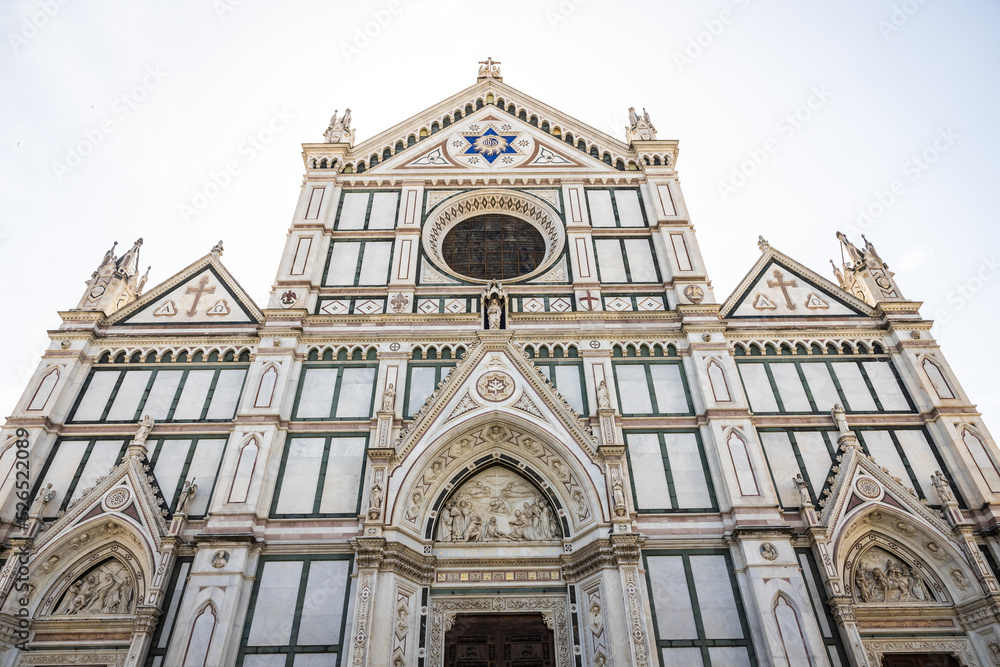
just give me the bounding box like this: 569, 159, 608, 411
722, 248, 873, 319
110, 253, 263, 326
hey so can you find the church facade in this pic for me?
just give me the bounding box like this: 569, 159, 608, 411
1, 61, 1000, 667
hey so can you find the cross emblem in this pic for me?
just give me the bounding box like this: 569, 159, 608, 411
578, 291, 599, 311
766, 269, 797, 310
185, 275, 216, 317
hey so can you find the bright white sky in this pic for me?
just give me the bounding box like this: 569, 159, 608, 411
2, 1, 998, 431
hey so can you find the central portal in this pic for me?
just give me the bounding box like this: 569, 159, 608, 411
444, 613, 555, 667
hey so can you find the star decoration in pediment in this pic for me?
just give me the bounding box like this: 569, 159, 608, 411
462, 127, 519, 163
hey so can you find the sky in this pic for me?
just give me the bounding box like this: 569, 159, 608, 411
1, 1, 998, 430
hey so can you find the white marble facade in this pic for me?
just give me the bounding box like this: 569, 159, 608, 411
0, 65, 999, 667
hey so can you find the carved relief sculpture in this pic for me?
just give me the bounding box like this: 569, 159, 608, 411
435, 467, 561, 542
54, 560, 136, 615
852, 547, 932, 603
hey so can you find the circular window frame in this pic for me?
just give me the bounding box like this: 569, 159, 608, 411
422, 189, 565, 284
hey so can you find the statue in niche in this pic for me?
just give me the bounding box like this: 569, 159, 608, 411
381, 383, 396, 412
55, 559, 136, 615
611, 467, 627, 517
368, 470, 384, 520
852, 546, 932, 603
597, 380, 611, 410
434, 467, 561, 542
482, 281, 507, 330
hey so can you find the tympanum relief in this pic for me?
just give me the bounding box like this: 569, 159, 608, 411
852, 547, 933, 603
436, 467, 561, 542
53, 559, 136, 615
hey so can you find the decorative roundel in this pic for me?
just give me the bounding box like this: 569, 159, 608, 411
476, 370, 515, 402
104, 487, 131, 510
855, 477, 881, 499
422, 189, 565, 284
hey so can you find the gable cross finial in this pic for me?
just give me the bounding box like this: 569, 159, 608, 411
477, 57, 502, 81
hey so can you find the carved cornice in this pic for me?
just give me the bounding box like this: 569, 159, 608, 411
560, 540, 616, 582
956, 595, 1000, 629
380, 542, 436, 584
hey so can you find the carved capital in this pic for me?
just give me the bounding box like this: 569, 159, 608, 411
353, 537, 387, 570
611, 534, 644, 565
132, 606, 161, 635
828, 596, 857, 625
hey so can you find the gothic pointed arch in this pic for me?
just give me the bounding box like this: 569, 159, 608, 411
43, 549, 141, 618
390, 416, 607, 542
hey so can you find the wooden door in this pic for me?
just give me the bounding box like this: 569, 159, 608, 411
444, 613, 555, 667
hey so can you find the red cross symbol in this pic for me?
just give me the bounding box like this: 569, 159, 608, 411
578, 291, 599, 311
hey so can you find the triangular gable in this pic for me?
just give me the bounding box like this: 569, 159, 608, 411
368, 106, 616, 174
722, 248, 873, 319
395, 335, 599, 463
344, 77, 633, 173
111, 254, 262, 326
33, 451, 170, 556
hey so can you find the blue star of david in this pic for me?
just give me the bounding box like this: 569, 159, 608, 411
462, 127, 519, 163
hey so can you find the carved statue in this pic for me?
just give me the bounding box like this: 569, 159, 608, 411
382, 383, 396, 412
477, 57, 501, 80
323, 108, 352, 143
832, 403, 849, 435
792, 473, 811, 506
133, 415, 154, 447
597, 380, 611, 409
611, 468, 627, 517
487, 298, 502, 329
30, 483, 56, 517
627, 106, 657, 140
931, 470, 954, 503
176, 479, 197, 515
482, 281, 506, 330
368, 470, 384, 519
